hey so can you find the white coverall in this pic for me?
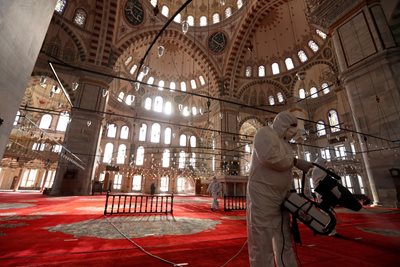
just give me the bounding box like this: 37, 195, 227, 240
247, 111, 299, 267
207, 178, 222, 210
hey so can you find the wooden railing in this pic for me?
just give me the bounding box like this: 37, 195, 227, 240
224, 195, 247, 211
104, 192, 174, 215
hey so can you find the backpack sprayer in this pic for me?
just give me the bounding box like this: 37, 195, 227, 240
284, 163, 362, 235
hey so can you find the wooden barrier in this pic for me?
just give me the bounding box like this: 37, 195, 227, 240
224, 195, 247, 211
104, 192, 174, 215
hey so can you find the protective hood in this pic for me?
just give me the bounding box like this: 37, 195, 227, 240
272, 111, 298, 139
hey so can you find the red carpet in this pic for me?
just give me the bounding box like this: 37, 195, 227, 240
0, 192, 399, 266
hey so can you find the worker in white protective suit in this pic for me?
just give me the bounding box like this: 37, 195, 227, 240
247, 111, 313, 267
207, 177, 222, 211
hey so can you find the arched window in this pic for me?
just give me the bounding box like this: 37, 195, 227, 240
285, 58, 294, 70
129, 65, 137, 75
322, 82, 330, 94
120, 125, 129, 139
161, 5, 169, 17
316, 29, 327, 39
144, 97, 152, 110
118, 92, 124, 102
299, 88, 306, 99
55, 0, 66, 14
187, 15, 194, 26
158, 80, 164, 91
124, 56, 132, 66
150, 123, 161, 143
147, 76, 154, 85
212, 13, 220, 24
150, 0, 157, 7
298, 50, 308, 62
132, 174, 142, 191
182, 106, 190, 117
73, 9, 87, 27
179, 134, 187, 146
177, 176, 185, 192
200, 16, 207, 26
258, 65, 265, 77
103, 143, 113, 163
162, 149, 170, 167
308, 40, 319, 52
245, 66, 252, 77
277, 92, 284, 103
225, 7, 232, 18
272, 63, 280, 75
169, 81, 176, 91
135, 146, 144, 165
154, 96, 163, 112
189, 135, 196, 147
199, 75, 206, 85
237, 0, 243, 9
328, 110, 340, 132
164, 101, 172, 115
107, 124, 117, 138
179, 151, 186, 169
268, 96, 275, 105
174, 13, 181, 23
39, 114, 52, 129
180, 81, 186, 91
160, 176, 169, 191
116, 144, 126, 164
310, 87, 318, 98
56, 112, 69, 132
139, 123, 147, 141
316, 121, 326, 136
164, 127, 172, 144
125, 95, 135, 105
190, 153, 196, 168
192, 107, 197, 116
14, 111, 21, 126
190, 79, 197, 89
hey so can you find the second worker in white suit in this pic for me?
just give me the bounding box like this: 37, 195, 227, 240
247, 111, 313, 267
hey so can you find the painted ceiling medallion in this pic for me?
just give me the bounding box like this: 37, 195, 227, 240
124, 0, 144, 26
208, 32, 227, 54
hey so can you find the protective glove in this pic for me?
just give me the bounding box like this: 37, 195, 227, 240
294, 158, 314, 173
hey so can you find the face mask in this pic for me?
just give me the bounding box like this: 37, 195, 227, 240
284, 127, 298, 140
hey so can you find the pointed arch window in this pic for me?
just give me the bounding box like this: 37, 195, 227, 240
268, 96, 275, 105
190, 79, 197, 89
56, 112, 69, 132
199, 75, 206, 86
147, 76, 154, 85
157, 80, 164, 91
245, 66, 252, 77
164, 101, 172, 115
316, 121, 326, 136
73, 9, 87, 27
179, 134, 187, 146
150, 123, 161, 143
180, 81, 187, 91
39, 114, 52, 129
322, 82, 330, 94
162, 149, 170, 167
136, 146, 144, 165
120, 125, 129, 139
103, 143, 114, 163
310, 87, 318, 98
107, 123, 117, 138
298, 50, 308, 62
179, 151, 186, 169
212, 13, 220, 24
225, 7, 232, 18
328, 110, 340, 132
55, 0, 67, 14
190, 136, 197, 147
117, 144, 126, 164
150, 0, 157, 7
258, 65, 265, 77
154, 96, 163, 112
187, 16, 194, 26
174, 13, 181, 23
308, 40, 319, 52
299, 88, 306, 99
285, 58, 294, 70
272, 63, 280, 75
139, 123, 147, 141
144, 97, 152, 110
164, 127, 172, 144
169, 81, 176, 91
200, 16, 207, 26
161, 5, 169, 17
277, 92, 284, 103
